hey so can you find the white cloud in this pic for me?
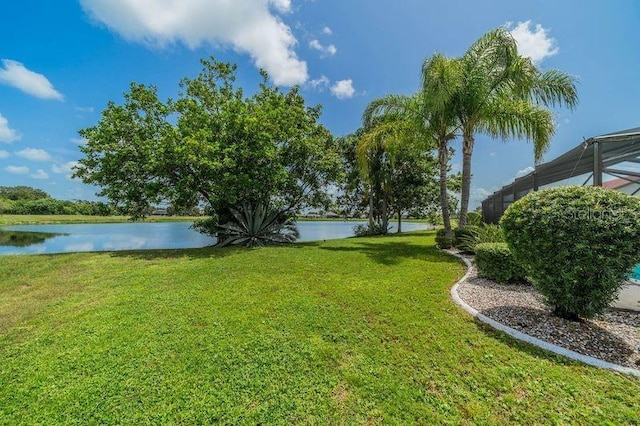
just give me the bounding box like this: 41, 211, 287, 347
507, 21, 559, 64
30, 169, 49, 179
52, 161, 79, 178
5, 165, 29, 175
330, 79, 355, 100
515, 166, 535, 178
79, 0, 308, 86
75, 106, 94, 113
16, 148, 52, 162
308, 75, 330, 90
322, 26, 332, 35
71, 137, 88, 146
309, 39, 337, 57
0, 59, 63, 100
267, 0, 291, 13
470, 186, 499, 209
0, 113, 20, 143
0, 150, 8, 158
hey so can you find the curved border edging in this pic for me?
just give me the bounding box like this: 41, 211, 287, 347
447, 251, 640, 377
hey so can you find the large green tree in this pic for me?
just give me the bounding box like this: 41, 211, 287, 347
75, 58, 342, 234
363, 53, 460, 237
354, 115, 450, 232
335, 131, 369, 219
454, 28, 578, 226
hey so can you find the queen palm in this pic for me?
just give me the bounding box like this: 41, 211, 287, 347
363, 53, 460, 236
455, 28, 578, 227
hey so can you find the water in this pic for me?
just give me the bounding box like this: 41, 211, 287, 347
0, 221, 428, 255
630, 264, 640, 284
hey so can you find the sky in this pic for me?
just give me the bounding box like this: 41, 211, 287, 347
0, 0, 639, 208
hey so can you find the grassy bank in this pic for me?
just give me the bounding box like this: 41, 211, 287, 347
0, 215, 202, 226
0, 231, 637, 423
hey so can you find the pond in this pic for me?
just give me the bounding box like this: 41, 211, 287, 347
0, 221, 429, 255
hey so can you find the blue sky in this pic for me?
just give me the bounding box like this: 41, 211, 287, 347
0, 0, 639, 208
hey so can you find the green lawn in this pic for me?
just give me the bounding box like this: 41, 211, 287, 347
0, 231, 638, 423
0, 214, 202, 226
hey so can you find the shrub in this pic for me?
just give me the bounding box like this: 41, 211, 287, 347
501, 186, 640, 319
454, 227, 476, 252
214, 203, 300, 248
466, 211, 483, 226
475, 243, 527, 284
457, 224, 505, 254
435, 228, 454, 249
353, 222, 389, 237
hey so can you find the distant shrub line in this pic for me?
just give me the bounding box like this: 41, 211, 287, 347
0, 198, 114, 216
0, 186, 114, 216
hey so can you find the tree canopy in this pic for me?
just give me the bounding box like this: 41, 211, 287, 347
337, 114, 456, 233
75, 58, 342, 230
0, 186, 50, 201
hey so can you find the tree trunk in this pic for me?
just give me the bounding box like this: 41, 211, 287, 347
459, 130, 475, 228
368, 186, 374, 228
397, 211, 402, 233
438, 139, 454, 238
381, 189, 388, 234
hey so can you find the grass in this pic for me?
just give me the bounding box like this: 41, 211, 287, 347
0, 215, 203, 226
0, 231, 638, 423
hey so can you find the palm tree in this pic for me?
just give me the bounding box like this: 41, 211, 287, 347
454, 28, 578, 227
363, 54, 459, 236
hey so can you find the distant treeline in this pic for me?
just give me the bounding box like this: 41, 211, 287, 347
0, 186, 115, 216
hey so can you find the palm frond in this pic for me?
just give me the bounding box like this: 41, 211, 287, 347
421, 54, 463, 125
479, 95, 555, 162
362, 94, 415, 128
531, 69, 579, 109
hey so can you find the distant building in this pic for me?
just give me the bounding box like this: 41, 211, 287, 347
602, 176, 640, 195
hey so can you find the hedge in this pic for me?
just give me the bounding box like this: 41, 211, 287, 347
474, 242, 527, 284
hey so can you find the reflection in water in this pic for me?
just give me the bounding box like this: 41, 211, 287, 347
0, 230, 65, 247
0, 221, 429, 255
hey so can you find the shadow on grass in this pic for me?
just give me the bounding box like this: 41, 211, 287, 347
106, 230, 447, 266
317, 232, 454, 266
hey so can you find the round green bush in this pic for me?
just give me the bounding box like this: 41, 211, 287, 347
475, 242, 527, 284
501, 186, 640, 319
435, 228, 454, 249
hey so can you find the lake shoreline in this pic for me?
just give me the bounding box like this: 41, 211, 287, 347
0, 214, 432, 226
0, 221, 430, 255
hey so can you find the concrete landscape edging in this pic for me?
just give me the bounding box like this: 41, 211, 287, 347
447, 251, 640, 377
